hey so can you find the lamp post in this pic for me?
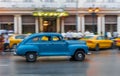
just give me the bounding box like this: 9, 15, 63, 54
88, 7, 100, 34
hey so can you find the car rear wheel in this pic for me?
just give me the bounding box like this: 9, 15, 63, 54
119, 47, 120, 50
12, 44, 17, 49
26, 52, 37, 62
95, 44, 99, 51
73, 51, 85, 61
111, 43, 115, 49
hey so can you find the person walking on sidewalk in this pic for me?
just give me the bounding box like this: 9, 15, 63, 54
4, 32, 10, 52
0, 33, 4, 54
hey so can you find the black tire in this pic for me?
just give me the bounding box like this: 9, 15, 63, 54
73, 51, 85, 61
26, 52, 37, 62
111, 43, 115, 49
12, 44, 17, 49
95, 44, 99, 51
119, 47, 120, 50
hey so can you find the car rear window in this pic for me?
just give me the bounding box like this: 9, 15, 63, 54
15, 35, 27, 39
84, 36, 94, 39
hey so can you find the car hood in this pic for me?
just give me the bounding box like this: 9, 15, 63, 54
66, 40, 86, 45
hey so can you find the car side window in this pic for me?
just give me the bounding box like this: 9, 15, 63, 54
51, 36, 60, 41
40, 36, 49, 41
97, 36, 103, 40
102, 36, 105, 40
32, 37, 39, 42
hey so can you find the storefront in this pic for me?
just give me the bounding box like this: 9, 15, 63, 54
33, 11, 69, 33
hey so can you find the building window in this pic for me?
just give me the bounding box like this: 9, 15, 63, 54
108, 0, 115, 3
41, 0, 54, 2
24, 0, 32, 2
86, 0, 95, 2
66, 0, 76, 2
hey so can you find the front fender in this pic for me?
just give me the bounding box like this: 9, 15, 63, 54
68, 44, 89, 55
16, 45, 39, 55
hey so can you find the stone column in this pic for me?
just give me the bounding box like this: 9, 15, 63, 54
14, 15, 22, 34
97, 15, 102, 35
80, 15, 85, 33
14, 15, 18, 34
18, 15, 22, 34
61, 17, 64, 33
57, 17, 60, 33
35, 17, 39, 33
39, 17, 43, 32
101, 15, 105, 35
117, 15, 120, 34
77, 15, 81, 32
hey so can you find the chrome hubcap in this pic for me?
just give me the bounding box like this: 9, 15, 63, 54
29, 54, 34, 59
78, 53, 82, 58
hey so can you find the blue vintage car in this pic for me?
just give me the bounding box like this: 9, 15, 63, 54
16, 33, 89, 62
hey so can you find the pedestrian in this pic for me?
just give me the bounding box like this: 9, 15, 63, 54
72, 30, 78, 40
113, 32, 118, 38
66, 30, 73, 40
84, 30, 90, 36
4, 32, 10, 52
0, 33, 4, 54
107, 31, 112, 39
77, 31, 83, 39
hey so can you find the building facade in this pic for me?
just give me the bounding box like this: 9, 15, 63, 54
0, 0, 120, 35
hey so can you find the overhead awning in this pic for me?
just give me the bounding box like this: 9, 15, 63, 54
33, 11, 69, 17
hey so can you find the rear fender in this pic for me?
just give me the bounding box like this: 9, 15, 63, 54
17, 45, 39, 55
68, 45, 89, 55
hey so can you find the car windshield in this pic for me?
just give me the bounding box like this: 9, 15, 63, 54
84, 36, 94, 39
15, 35, 27, 39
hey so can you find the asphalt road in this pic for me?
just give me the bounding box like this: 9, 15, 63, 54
0, 49, 120, 76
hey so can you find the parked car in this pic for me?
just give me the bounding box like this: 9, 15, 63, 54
9, 34, 29, 49
113, 37, 120, 49
16, 33, 89, 62
80, 35, 114, 51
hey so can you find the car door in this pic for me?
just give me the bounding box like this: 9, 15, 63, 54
38, 35, 54, 56
97, 36, 105, 48
50, 36, 68, 55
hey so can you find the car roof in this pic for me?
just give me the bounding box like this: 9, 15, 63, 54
29, 33, 62, 37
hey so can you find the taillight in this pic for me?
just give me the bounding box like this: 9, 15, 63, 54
115, 40, 120, 43
87, 40, 93, 43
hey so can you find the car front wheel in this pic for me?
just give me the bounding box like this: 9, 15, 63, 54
73, 51, 85, 61
12, 44, 17, 49
26, 52, 37, 62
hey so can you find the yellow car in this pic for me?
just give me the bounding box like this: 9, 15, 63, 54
114, 38, 120, 49
9, 34, 29, 48
80, 35, 114, 51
